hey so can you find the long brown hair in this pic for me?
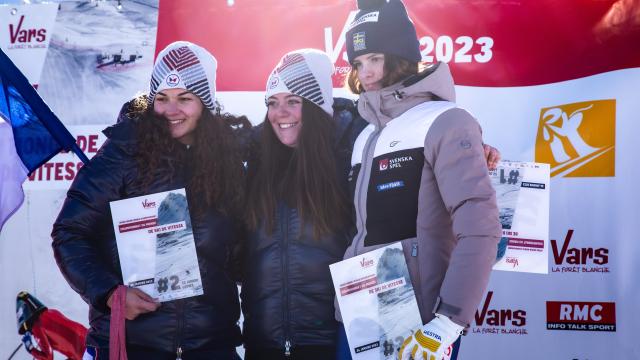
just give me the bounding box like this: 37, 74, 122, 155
129, 95, 247, 217
247, 99, 350, 239
346, 53, 420, 94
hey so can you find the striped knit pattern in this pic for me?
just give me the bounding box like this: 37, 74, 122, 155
149, 46, 215, 110
277, 53, 325, 107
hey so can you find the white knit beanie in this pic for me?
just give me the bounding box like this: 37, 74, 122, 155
148, 41, 218, 111
265, 48, 334, 116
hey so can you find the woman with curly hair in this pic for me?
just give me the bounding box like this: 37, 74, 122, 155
52, 41, 247, 359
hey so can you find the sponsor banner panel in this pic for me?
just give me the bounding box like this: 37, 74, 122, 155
0, 3, 58, 85
157, 0, 640, 89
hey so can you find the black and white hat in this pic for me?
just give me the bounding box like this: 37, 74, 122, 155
148, 41, 217, 112
265, 48, 334, 116
345, 0, 421, 64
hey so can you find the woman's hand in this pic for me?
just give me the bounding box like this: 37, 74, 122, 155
483, 144, 501, 171
107, 287, 160, 320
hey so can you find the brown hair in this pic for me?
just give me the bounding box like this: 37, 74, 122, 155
346, 54, 420, 94
246, 99, 350, 239
130, 95, 247, 218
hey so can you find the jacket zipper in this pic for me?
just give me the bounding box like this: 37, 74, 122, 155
174, 299, 184, 356
281, 205, 292, 357
352, 127, 382, 256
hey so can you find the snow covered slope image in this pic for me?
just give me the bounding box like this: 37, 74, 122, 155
155, 191, 202, 302
38, 0, 158, 125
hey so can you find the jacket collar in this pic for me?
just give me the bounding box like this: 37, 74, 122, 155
357, 62, 456, 128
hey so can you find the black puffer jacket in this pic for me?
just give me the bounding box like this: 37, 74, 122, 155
51, 112, 242, 352
240, 98, 367, 351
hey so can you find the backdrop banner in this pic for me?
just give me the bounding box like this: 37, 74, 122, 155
156, 1, 639, 358
1, 1, 638, 359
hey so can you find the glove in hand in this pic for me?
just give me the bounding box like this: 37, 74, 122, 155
398, 314, 463, 360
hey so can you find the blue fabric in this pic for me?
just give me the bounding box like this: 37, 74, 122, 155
0, 48, 86, 173
336, 323, 352, 360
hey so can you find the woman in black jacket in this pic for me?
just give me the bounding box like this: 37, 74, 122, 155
51, 41, 247, 360
241, 49, 356, 360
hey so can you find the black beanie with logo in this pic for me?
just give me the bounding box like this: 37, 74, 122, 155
345, 0, 421, 64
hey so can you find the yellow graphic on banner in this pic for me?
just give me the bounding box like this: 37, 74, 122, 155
535, 99, 615, 178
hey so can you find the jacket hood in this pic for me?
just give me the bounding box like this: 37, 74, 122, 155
101, 101, 139, 156
357, 61, 456, 128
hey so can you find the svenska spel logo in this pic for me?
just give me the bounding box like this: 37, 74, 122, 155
535, 99, 615, 178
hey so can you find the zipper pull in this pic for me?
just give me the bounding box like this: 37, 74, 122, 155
284, 339, 291, 357
176, 346, 182, 360
411, 242, 418, 257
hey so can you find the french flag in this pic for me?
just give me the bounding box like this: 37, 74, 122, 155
0, 48, 88, 231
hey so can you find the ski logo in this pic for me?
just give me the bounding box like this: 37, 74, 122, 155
535, 99, 615, 177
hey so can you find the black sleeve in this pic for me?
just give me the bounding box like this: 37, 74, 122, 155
51, 140, 131, 312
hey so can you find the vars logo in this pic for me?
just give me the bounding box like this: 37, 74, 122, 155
9, 15, 47, 44
142, 199, 156, 209
535, 99, 615, 178
473, 291, 527, 335
359, 257, 374, 268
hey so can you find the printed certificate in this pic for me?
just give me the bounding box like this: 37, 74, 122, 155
491, 161, 550, 274
331, 243, 422, 360
109, 189, 203, 302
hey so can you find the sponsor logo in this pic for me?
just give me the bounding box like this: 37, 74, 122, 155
359, 257, 374, 268
378, 155, 414, 172
535, 99, 615, 177
165, 74, 180, 87
376, 180, 404, 192
353, 31, 366, 51
389, 140, 400, 147
546, 301, 616, 331
473, 291, 528, 335
142, 199, 156, 209
379, 158, 389, 171
550, 229, 610, 274
348, 11, 380, 31
423, 331, 442, 341
9, 15, 47, 45
269, 75, 279, 89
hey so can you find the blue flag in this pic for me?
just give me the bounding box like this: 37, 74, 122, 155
0, 48, 88, 231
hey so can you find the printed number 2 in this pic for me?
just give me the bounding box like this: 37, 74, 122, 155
420, 36, 493, 63
157, 275, 181, 293
170, 275, 181, 290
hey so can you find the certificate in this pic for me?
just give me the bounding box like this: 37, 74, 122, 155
330, 242, 422, 360
109, 188, 203, 301
491, 161, 550, 274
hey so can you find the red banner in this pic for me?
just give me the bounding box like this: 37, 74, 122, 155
157, 0, 640, 89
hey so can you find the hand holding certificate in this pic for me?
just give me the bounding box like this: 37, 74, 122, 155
109, 188, 203, 302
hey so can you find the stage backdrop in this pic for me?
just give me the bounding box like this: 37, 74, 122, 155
0, 0, 638, 359
156, 1, 638, 359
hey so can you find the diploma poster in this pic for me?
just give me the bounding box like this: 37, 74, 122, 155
331, 243, 422, 360
491, 161, 550, 274
110, 188, 203, 302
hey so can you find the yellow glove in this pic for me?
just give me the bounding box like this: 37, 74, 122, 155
398, 314, 463, 360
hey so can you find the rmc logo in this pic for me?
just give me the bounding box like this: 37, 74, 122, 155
535, 99, 615, 178
546, 301, 616, 332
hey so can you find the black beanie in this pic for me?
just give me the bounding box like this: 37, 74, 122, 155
345, 0, 421, 64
